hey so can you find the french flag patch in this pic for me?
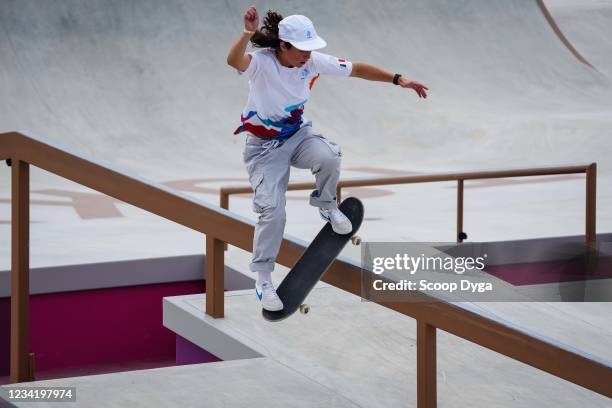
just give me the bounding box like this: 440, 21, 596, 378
338, 58, 347, 68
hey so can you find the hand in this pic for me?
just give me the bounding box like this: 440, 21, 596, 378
398, 77, 428, 98
244, 5, 259, 32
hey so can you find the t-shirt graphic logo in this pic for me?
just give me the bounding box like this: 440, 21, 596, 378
234, 49, 352, 140
306, 30, 313, 39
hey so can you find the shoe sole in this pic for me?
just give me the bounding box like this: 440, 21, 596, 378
262, 303, 284, 312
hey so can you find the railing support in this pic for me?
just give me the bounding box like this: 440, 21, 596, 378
457, 179, 464, 243
0, 133, 609, 396
205, 235, 225, 318
417, 321, 437, 408
220, 189, 229, 212
220, 189, 230, 251
222, 164, 595, 244
10, 159, 34, 383
585, 163, 596, 243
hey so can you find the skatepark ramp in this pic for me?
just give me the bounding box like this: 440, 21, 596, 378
2, 131, 610, 406
545, 0, 612, 77
2, 0, 612, 180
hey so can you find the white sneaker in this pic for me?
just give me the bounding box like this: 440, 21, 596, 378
319, 207, 353, 235
255, 281, 284, 311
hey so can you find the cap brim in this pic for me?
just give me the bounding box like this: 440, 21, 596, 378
291, 36, 327, 51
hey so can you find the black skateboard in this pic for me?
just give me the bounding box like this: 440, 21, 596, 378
262, 197, 364, 322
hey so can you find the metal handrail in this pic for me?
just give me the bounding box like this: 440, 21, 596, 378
2, 132, 609, 406
220, 164, 597, 244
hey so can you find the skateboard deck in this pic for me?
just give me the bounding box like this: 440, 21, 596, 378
262, 197, 364, 322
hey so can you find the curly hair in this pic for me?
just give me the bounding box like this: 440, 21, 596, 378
250, 10, 293, 51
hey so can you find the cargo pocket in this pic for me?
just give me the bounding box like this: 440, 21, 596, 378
315, 134, 342, 157
249, 172, 272, 213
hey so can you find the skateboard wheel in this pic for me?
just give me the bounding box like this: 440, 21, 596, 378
351, 235, 362, 245
299, 304, 310, 314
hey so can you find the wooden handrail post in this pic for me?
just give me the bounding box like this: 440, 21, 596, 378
585, 163, 597, 243
28, 353, 35, 380
10, 159, 34, 383
219, 189, 229, 212
417, 321, 437, 408
457, 179, 464, 243
220, 189, 230, 251
205, 235, 225, 318
336, 184, 342, 205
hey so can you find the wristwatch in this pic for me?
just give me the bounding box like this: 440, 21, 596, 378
393, 74, 402, 85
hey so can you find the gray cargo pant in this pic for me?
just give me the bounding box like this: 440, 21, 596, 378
243, 123, 342, 273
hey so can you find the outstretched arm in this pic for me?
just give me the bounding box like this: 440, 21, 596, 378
227, 5, 258, 71
350, 62, 428, 98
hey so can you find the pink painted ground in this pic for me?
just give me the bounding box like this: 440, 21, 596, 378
485, 257, 612, 286
0, 280, 205, 383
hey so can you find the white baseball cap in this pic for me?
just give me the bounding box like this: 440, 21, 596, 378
278, 15, 327, 51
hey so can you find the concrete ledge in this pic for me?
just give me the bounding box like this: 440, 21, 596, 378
163, 292, 262, 361
163, 288, 612, 407
0, 254, 253, 297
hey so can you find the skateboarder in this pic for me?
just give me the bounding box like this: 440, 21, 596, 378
227, 6, 428, 311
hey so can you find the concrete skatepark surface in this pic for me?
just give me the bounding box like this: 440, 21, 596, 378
1, 0, 611, 267
1, 0, 611, 176
546, 0, 612, 77
0, 1, 611, 406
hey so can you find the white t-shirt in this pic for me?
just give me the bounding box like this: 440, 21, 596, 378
234, 48, 352, 140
